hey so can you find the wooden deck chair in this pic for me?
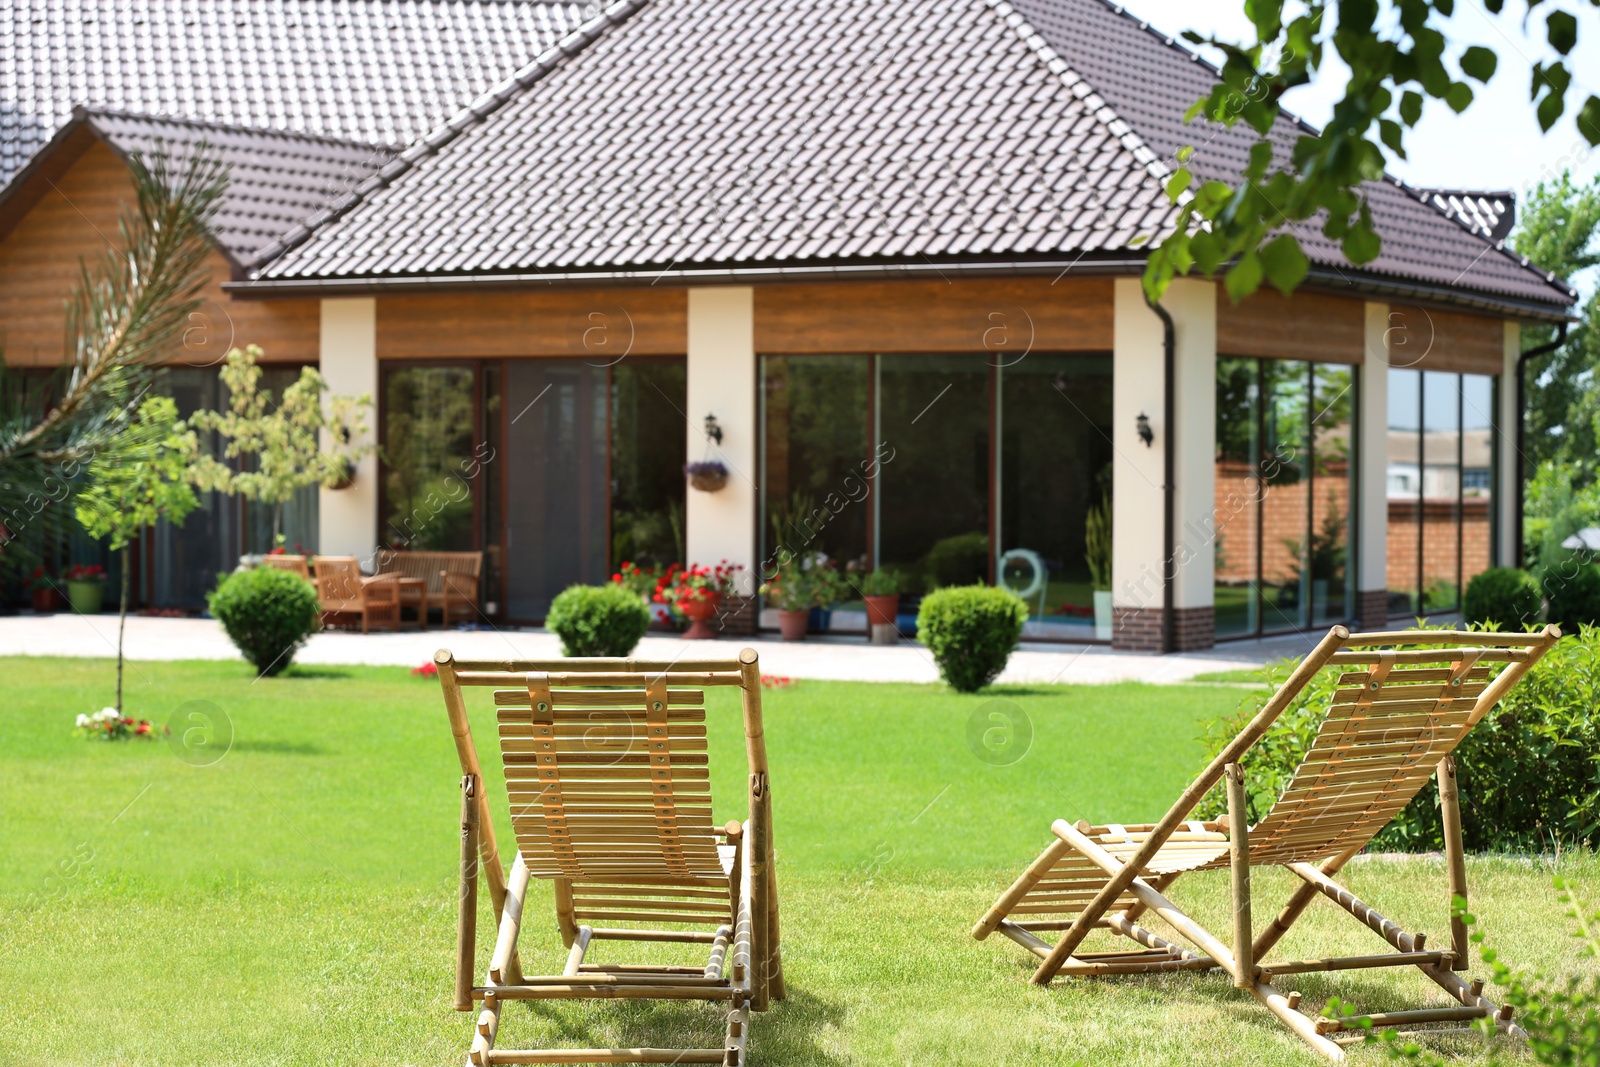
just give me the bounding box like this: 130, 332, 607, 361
973, 625, 1561, 1061
260, 553, 311, 581
436, 648, 784, 1066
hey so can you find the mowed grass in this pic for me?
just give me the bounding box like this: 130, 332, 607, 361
0, 655, 1592, 1066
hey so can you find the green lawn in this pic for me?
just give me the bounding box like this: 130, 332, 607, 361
1, 656, 1591, 1066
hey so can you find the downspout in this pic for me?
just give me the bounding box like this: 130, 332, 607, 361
1146, 294, 1177, 654
1514, 323, 1569, 566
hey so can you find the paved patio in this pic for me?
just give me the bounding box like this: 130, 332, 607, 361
0, 612, 1329, 685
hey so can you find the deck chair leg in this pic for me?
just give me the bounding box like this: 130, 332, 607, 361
1225, 764, 1253, 989
1252, 845, 1362, 961
1438, 755, 1470, 969
457, 775, 480, 1011
1251, 977, 1348, 1061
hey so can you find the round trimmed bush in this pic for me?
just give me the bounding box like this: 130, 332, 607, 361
1462, 567, 1541, 629
1545, 562, 1600, 633
548, 584, 651, 657
208, 566, 321, 676
916, 585, 1028, 693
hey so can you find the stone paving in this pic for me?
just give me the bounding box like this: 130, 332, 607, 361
0, 612, 1330, 685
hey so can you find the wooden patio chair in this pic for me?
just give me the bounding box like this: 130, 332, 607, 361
260, 553, 311, 581
311, 555, 400, 633
973, 625, 1561, 1061
437, 648, 784, 1065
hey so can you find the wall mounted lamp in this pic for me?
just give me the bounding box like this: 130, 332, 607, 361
1136, 412, 1154, 447
704, 413, 723, 445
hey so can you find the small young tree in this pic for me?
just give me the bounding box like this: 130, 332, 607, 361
188, 345, 373, 546
74, 394, 199, 713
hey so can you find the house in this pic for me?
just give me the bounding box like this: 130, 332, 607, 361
1, 0, 1576, 650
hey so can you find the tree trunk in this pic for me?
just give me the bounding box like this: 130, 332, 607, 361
273, 500, 284, 547
117, 543, 129, 715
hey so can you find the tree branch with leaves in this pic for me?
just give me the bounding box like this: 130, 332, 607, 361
1148, 0, 1600, 302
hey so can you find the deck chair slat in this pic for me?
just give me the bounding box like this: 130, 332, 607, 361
1334, 666, 1494, 686
494, 689, 707, 707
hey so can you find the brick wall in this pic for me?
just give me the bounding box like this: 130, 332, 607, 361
1386, 498, 1492, 598
1171, 606, 1214, 651
1111, 606, 1163, 652
715, 595, 760, 637
1214, 460, 1351, 585
1356, 588, 1389, 631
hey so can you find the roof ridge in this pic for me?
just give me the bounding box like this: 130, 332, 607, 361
991, 0, 1183, 238
72, 105, 401, 153
245, 0, 651, 271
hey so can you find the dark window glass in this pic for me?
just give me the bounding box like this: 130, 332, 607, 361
1421, 370, 1462, 613
1387, 368, 1423, 615
876, 355, 991, 591
1462, 374, 1495, 591
759, 355, 870, 572
1260, 360, 1311, 631
612, 359, 687, 569
997, 353, 1112, 628
382, 365, 479, 551
1311, 364, 1354, 625
1214, 357, 1262, 637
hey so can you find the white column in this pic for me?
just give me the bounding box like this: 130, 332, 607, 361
1111, 278, 1167, 620
1166, 278, 1216, 613
1357, 303, 1391, 612
1500, 321, 1521, 567
685, 287, 757, 592
318, 297, 379, 563
1110, 277, 1215, 649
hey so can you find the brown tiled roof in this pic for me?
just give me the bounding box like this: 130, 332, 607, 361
74, 109, 394, 267
0, 0, 587, 189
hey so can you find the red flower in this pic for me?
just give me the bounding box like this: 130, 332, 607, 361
135, 721, 151, 735
411, 662, 439, 677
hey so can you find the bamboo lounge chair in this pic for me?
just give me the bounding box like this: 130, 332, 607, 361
436, 648, 784, 1065
972, 625, 1561, 1061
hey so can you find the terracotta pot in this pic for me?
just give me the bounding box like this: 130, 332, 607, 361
863, 594, 900, 627
679, 595, 719, 640
30, 585, 64, 613
777, 608, 809, 642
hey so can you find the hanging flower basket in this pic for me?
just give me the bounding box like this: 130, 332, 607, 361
325, 457, 357, 491
685, 461, 729, 493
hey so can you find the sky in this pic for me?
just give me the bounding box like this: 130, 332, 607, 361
1116, 0, 1600, 198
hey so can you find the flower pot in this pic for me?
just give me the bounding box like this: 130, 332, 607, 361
687, 468, 728, 492
864, 593, 900, 645
30, 585, 65, 613
777, 608, 809, 641
807, 606, 832, 633
67, 579, 105, 615
1092, 589, 1112, 642
679, 595, 718, 640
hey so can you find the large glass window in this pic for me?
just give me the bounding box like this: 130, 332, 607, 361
757, 351, 1113, 639
1214, 357, 1355, 637
876, 355, 992, 588
612, 359, 687, 568
1386, 368, 1496, 616
381, 365, 480, 551
760, 356, 870, 569
998, 354, 1113, 627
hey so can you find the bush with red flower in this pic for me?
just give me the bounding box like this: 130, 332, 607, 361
62, 563, 106, 582
74, 707, 164, 741
610, 561, 667, 600
652, 561, 744, 619
411, 661, 439, 678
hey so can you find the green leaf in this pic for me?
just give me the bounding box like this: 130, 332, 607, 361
1459, 45, 1498, 83
1190, 230, 1224, 275
1225, 250, 1264, 302
1547, 9, 1578, 55
1176, 144, 1195, 164
1342, 211, 1382, 265
1445, 81, 1474, 114
1259, 234, 1310, 295
1166, 167, 1193, 200
1399, 90, 1423, 126
1379, 118, 1406, 157
1578, 94, 1600, 146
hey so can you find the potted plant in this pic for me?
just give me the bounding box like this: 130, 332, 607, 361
684, 460, 729, 493
27, 567, 64, 613
63, 564, 107, 615
859, 567, 901, 645
653, 561, 743, 639
1084, 494, 1112, 641
761, 552, 840, 641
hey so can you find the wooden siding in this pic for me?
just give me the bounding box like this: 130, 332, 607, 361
1216, 286, 1367, 364
376, 290, 688, 358
1387, 304, 1506, 374
753, 277, 1113, 353
0, 141, 317, 367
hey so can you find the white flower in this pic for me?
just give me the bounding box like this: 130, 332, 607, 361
75, 714, 89, 728
94, 707, 119, 722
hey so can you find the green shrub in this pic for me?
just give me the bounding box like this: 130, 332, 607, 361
208, 566, 321, 676
1463, 567, 1542, 629
859, 568, 899, 597
917, 585, 1027, 692
1195, 627, 1600, 852
547, 584, 651, 657
1545, 561, 1600, 633
923, 533, 989, 590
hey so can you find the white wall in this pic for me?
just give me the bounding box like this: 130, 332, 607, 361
1110, 277, 1215, 612
685, 287, 757, 592
1500, 320, 1521, 567
1358, 302, 1391, 595
317, 297, 379, 563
